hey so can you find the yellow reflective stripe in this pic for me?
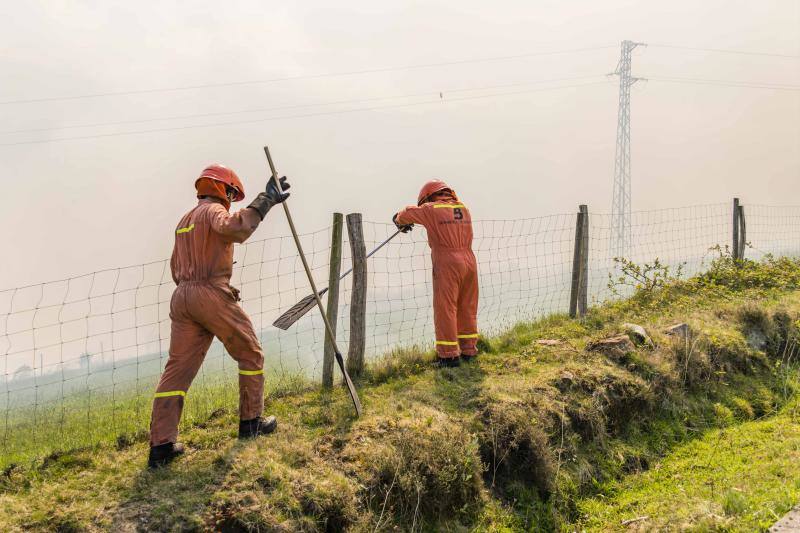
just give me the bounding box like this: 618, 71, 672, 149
154, 390, 186, 399
239, 369, 264, 376
458, 334, 479, 339
176, 224, 195, 234
433, 204, 465, 209
435, 340, 458, 346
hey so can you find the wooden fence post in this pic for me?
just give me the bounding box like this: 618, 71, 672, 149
732, 198, 740, 260
578, 205, 589, 317
738, 204, 746, 261
346, 213, 367, 377
322, 213, 343, 388
569, 205, 588, 318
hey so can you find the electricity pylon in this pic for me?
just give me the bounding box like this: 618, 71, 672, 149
611, 40, 645, 259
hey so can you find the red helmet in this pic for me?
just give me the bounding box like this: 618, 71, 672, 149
417, 179, 453, 206
195, 164, 245, 202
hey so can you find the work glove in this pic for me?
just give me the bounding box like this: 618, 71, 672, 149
248, 176, 291, 220
229, 285, 241, 302
392, 213, 414, 233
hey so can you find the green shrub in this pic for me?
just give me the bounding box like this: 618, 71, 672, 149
729, 397, 755, 420
607, 257, 685, 297
698, 248, 800, 292
712, 403, 734, 426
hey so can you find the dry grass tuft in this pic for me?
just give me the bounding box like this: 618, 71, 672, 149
478, 399, 556, 498
342, 408, 484, 526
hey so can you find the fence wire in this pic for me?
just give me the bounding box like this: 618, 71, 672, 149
744, 204, 800, 260
1, 201, 799, 463
589, 203, 734, 301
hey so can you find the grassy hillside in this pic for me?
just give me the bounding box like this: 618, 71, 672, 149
578, 397, 800, 531
0, 254, 799, 532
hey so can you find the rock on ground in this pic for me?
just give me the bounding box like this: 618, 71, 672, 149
664, 323, 690, 339
587, 335, 635, 359
622, 323, 654, 348
536, 339, 563, 346
771, 506, 800, 532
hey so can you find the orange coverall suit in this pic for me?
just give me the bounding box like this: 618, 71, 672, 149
150, 198, 265, 445
396, 200, 479, 359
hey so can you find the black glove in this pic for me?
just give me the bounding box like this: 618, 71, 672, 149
248, 176, 291, 220
393, 213, 413, 233
267, 176, 291, 203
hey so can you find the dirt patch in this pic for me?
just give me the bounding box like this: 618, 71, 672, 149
587, 335, 635, 360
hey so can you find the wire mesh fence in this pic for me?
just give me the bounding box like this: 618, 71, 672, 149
1, 200, 799, 464
588, 203, 735, 301
744, 204, 800, 260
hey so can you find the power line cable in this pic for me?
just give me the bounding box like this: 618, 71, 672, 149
0, 45, 616, 106
0, 74, 606, 135
0, 80, 608, 147
648, 43, 800, 59
645, 75, 800, 91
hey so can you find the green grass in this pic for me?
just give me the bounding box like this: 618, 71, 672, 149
0, 372, 312, 469
577, 400, 800, 531
0, 254, 799, 531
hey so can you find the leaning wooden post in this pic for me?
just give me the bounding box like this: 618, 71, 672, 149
732, 198, 741, 260
578, 205, 589, 317
346, 213, 367, 377
322, 213, 344, 388
569, 205, 587, 318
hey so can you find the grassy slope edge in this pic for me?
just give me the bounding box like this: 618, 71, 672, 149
578, 397, 800, 531
0, 255, 799, 532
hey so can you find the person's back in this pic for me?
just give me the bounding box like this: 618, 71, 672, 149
170, 198, 258, 288
148, 164, 291, 468
394, 180, 479, 366
401, 197, 473, 251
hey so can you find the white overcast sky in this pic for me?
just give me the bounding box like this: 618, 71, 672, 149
1, 0, 798, 288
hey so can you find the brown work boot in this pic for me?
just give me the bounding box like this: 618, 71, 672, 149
239, 415, 278, 439
148, 442, 185, 469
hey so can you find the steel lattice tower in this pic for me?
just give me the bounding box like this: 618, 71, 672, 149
611, 40, 645, 259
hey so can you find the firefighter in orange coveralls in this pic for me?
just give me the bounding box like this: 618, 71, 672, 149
148, 164, 290, 468
394, 179, 479, 367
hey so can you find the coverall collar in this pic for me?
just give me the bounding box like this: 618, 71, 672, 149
433, 194, 459, 205
197, 196, 230, 211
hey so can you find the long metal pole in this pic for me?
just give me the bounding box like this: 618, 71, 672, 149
263, 146, 363, 416
337, 229, 401, 282
272, 229, 402, 330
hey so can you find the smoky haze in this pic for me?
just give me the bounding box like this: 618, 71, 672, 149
1, 0, 798, 289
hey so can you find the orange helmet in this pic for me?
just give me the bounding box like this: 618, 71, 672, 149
417, 179, 453, 206
195, 164, 245, 202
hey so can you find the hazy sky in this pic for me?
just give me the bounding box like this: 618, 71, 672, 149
2, 0, 798, 288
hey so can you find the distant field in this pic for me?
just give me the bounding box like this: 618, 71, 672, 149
0, 368, 311, 468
